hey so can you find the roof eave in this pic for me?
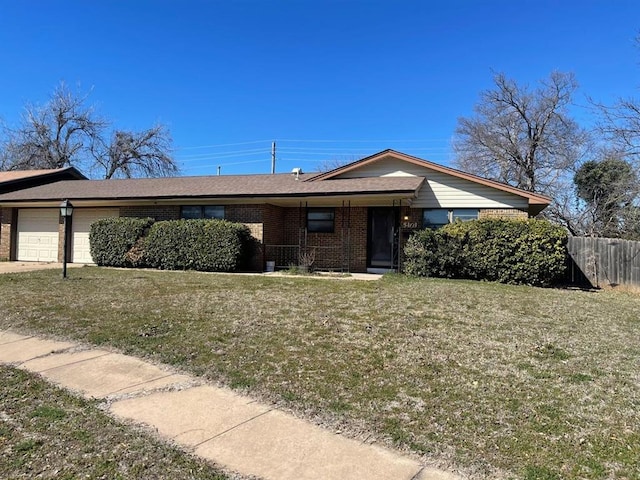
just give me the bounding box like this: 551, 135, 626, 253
310, 149, 552, 205
0, 188, 422, 206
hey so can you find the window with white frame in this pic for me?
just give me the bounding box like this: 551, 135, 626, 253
423, 208, 478, 228
181, 205, 225, 220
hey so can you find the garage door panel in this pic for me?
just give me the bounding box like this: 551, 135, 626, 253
71, 209, 119, 263
17, 209, 60, 262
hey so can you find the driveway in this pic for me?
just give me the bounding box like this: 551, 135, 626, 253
0, 262, 83, 274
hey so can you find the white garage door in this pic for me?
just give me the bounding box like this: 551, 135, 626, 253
17, 209, 60, 262
71, 209, 120, 263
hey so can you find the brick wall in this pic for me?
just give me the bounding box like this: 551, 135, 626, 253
347, 207, 368, 273
263, 204, 284, 246
225, 204, 263, 224
119, 205, 180, 220
479, 208, 528, 220
225, 204, 264, 271
0, 208, 14, 260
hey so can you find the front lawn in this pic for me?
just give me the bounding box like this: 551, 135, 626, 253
0, 268, 638, 479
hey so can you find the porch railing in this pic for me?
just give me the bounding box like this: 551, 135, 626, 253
264, 244, 299, 269
264, 244, 347, 271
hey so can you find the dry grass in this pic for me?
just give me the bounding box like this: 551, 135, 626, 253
0, 267, 639, 479
0, 365, 234, 479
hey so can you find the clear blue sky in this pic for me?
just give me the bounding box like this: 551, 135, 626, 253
0, 0, 638, 176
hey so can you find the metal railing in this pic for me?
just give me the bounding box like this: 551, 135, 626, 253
264, 244, 346, 271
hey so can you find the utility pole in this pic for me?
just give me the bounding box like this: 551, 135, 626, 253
271, 141, 276, 174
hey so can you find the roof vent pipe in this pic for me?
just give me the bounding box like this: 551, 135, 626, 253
291, 167, 302, 180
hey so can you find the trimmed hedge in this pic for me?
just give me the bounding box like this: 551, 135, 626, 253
404, 219, 568, 287
89, 217, 155, 267
144, 219, 251, 272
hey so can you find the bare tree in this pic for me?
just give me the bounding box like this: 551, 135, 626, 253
453, 71, 589, 195
1, 83, 178, 179
315, 154, 364, 173
593, 36, 640, 163
3, 83, 106, 170
93, 125, 177, 179
593, 95, 640, 175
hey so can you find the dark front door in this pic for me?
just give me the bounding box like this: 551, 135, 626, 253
368, 207, 398, 269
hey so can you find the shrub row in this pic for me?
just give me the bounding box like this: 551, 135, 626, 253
90, 217, 154, 268
403, 219, 568, 287
144, 219, 251, 272
90, 217, 251, 272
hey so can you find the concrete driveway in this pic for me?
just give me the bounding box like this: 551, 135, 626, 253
0, 262, 84, 274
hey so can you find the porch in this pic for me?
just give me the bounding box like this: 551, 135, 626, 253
262, 202, 419, 273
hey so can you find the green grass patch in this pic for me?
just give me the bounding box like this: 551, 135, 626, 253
1, 267, 639, 479
0, 366, 232, 479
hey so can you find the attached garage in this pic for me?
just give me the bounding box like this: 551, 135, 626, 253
71, 208, 119, 263
17, 208, 60, 262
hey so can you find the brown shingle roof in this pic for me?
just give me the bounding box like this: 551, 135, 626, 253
0, 167, 86, 183
0, 173, 425, 202
0, 169, 61, 182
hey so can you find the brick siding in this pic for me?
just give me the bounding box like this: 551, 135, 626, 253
263, 204, 284, 246
479, 208, 528, 220
119, 205, 180, 220
225, 205, 264, 271
0, 208, 14, 260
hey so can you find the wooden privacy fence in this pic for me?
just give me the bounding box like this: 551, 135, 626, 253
567, 236, 640, 288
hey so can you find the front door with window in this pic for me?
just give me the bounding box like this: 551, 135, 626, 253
367, 207, 398, 269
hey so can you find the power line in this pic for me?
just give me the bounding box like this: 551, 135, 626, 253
176, 148, 269, 160
176, 139, 272, 150
181, 158, 268, 171
277, 138, 450, 143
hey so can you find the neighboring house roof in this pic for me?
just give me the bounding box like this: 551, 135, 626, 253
0, 173, 425, 204
0, 167, 87, 194
311, 149, 552, 208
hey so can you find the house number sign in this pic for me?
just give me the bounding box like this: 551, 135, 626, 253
401, 221, 418, 229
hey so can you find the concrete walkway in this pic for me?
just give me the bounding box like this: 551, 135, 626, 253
0, 330, 459, 480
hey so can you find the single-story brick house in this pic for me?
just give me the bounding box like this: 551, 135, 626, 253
0, 150, 550, 272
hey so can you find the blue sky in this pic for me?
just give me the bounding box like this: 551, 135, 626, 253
0, 1, 638, 176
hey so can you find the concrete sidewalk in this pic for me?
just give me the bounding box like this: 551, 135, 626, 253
0, 330, 459, 480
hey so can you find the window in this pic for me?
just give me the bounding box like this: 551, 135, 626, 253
181, 206, 225, 220
423, 208, 479, 228
307, 208, 335, 233
423, 209, 449, 229
451, 209, 479, 222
